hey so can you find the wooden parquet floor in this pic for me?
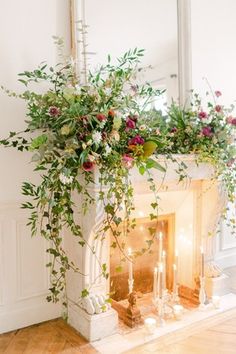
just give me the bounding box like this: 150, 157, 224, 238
0, 319, 98, 354
1, 313, 236, 354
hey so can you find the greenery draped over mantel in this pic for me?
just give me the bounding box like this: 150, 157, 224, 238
0, 46, 235, 311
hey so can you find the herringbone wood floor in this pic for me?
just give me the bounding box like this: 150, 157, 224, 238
1, 313, 236, 353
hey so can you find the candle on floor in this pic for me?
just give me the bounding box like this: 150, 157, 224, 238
153, 267, 158, 300
162, 250, 166, 290
200, 246, 205, 278
173, 304, 184, 320
144, 317, 157, 334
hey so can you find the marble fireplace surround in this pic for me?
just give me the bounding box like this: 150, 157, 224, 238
65, 154, 227, 342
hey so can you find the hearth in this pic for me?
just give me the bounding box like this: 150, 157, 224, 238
110, 215, 175, 301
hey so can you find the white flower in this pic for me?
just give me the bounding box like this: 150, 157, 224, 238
104, 87, 112, 96
139, 124, 146, 131
92, 131, 102, 144
87, 140, 93, 146
59, 173, 73, 185
104, 144, 112, 156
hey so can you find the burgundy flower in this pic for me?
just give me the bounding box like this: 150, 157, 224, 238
231, 118, 236, 126
129, 114, 138, 123
128, 135, 145, 145
201, 126, 213, 137
215, 90, 222, 97
96, 114, 106, 122
48, 106, 60, 117
198, 111, 208, 119
122, 154, 134, 169
126, 118, 136, 129
215, 105, 222, 113
82, 161, 94, 172
170, 127, 177, 133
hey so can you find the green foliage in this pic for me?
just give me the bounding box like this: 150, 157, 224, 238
0, 48, 235, 311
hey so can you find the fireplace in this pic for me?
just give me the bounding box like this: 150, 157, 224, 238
65, 155, 229, 342
110, 214, 175, 301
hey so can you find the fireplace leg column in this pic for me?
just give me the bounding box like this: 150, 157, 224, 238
65, 190, 118, 342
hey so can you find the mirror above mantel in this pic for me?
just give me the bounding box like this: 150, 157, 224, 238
71, 0, 186, 114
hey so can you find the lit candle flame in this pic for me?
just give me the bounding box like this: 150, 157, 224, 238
200, 246, 204, 254
173, 263, 177, 270
128, 247, 132, 256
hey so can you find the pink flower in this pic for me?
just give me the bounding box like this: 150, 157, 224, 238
215, 105, 222, 113
82, 161, 94, 172
122, 154, 134, 169
96, 114, 106, 122
128, 135, 145, 145
126, 118, 136, 129
198, 111, 208, 119
227, 158, 235, 167
201, 126, 213, 137
226, 116, 233, 124
215, 90, 222, 97
226, 116, 236, 125
48, 106, 60, 117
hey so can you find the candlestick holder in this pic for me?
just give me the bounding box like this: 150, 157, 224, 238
156, 297, 165, 326
199, 276, 207, 309
171, 284, 180, 304
128, 278, 134, 294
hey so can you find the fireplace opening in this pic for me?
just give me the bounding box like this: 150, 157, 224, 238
110, 214, 175, 302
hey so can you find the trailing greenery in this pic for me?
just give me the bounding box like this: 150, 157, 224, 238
0, 48, 235, 309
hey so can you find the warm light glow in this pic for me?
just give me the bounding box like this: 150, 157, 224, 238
175, 249, 179, 257
200, 246, 204, 254
154, 267, 158, 274
128, 247, 132, 256
159, 232, 163, 239
159, 263, 163, 272
173, 263, 177, 270
138, 210, 144, 217
139, 225, 144, 231
162, 250, 166, 257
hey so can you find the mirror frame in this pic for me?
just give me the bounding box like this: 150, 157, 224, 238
70, 0, 192, 105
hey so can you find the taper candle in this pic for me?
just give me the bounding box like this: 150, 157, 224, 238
162, 250, 166, 290
153, 267, 158, 300
128, 247, 133, 282
173, 263, 177, 293
200, 246, 204, 277
158, 232, 163, 264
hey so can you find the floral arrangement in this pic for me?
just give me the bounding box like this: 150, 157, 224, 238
1, 47, 235, 308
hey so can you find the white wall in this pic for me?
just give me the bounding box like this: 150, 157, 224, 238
0, 0, 71, 333
190, 0, 236, 269
191, 0, 236, 104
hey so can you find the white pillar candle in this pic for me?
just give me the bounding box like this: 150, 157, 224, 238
128, 247, 133, 282
162, 250, 166, 290
200, 246, 204, 278
173, 304, 184, 320
144, 317, 156, 334
153, 267, 158, 300
212, 295, 221, 309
